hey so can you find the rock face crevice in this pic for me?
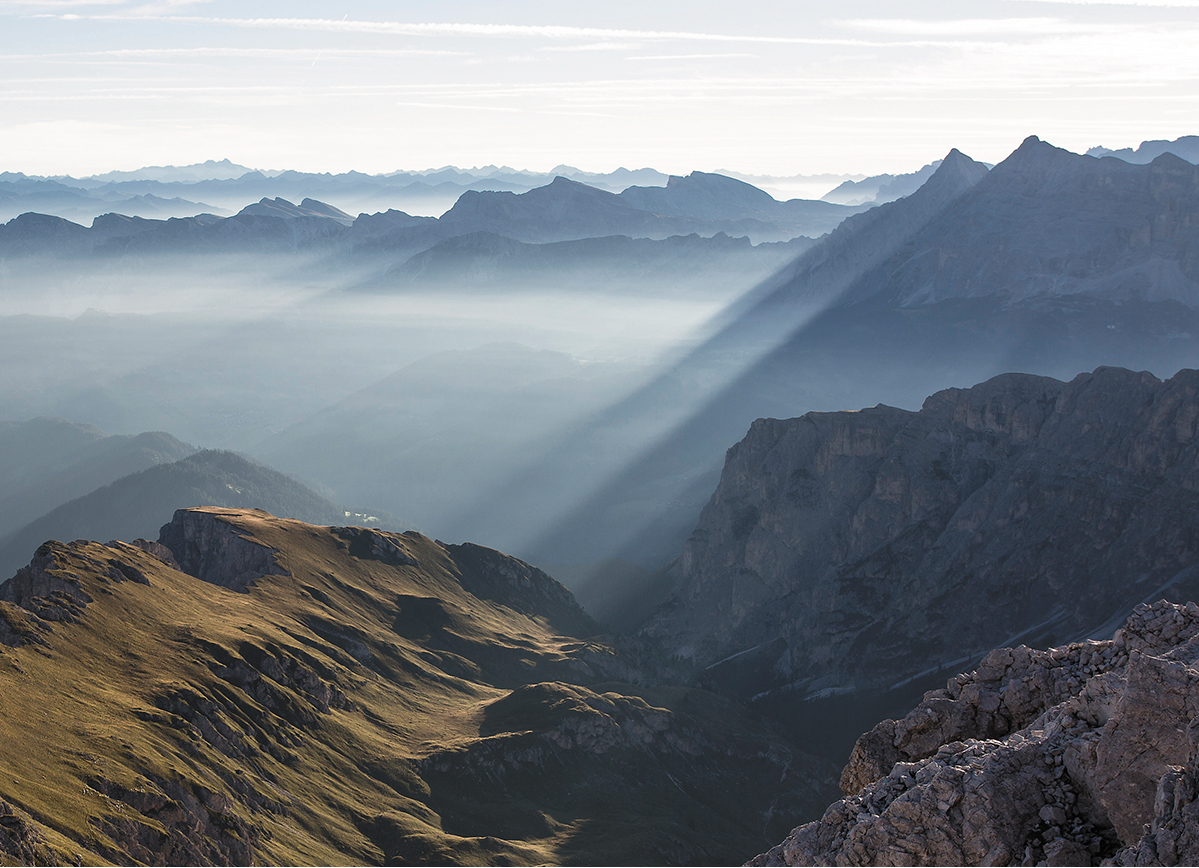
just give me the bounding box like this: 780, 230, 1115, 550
644, 367, 1199, 703
752, 600, 1199, 867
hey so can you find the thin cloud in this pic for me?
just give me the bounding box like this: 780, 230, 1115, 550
0, 46, 469, 60
45, 14, 965, 47
1007, 0, 1199, 5
6, 69, 1186, 105
834, 17, 1098, 35
540, 42, 641, 52
36, 14, 1030, 51
629, 54, 754, 61
2, 0, 206, 8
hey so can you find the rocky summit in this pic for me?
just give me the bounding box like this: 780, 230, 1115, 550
0, 507, 837, 866
752, 600, 1199, 867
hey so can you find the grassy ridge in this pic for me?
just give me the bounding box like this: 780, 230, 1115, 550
0, 509, 837, 865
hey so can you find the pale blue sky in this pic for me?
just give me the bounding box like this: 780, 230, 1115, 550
1, 0, 1197, 177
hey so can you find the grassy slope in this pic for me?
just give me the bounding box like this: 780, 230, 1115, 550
0, 509, 836, 866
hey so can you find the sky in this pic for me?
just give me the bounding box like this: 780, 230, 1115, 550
0, 0, 1197, 178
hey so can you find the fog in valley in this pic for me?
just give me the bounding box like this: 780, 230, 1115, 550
0, 208, 806, 588
5, 138, 1199, 629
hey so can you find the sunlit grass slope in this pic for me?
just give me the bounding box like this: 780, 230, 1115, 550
0, 507, 836, 866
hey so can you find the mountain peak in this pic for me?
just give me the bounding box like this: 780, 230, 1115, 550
664, 171, 772, 199
547, 175, 589, 188
995, 134, 1084, 173
917, 147, 990, 197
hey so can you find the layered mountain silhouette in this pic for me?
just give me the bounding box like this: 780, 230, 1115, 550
0, 171, 860, 259
451, 138, 1199, 574
1087, 133, 1199, 165
820, 160, 943, 206
0, 450, 358, 581
0, 172, 854, 292
0, 417, 195, 541
0, 172, 222, 222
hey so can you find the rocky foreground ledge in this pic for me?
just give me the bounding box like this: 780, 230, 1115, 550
751, 600, 1199, 867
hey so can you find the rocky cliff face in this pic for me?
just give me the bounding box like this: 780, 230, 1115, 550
158, 506, 289, 591
642, 366, 1199, 709
752, 600, 1199, 867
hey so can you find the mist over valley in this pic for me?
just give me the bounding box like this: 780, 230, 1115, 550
7, 131, 1199, 865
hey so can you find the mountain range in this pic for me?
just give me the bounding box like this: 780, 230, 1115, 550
0, 417, 407, 581
0, 161, 851, 225
7, 135, 1199, 580
7, 132, 1199, 865
0, 418, 195, 541
0, 171, 863, 269
471, 137, 1199, 575
10, 364, 1199, 863
818, 160, 944, 206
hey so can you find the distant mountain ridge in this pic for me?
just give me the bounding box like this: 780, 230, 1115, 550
0, 172, 865, 269
828, 136, 1199, 308
79, 158, 256, 184
620, 170, 860, 234
819, 160, 942, 205
0, 450, 355, 581
0, 418, 196, 541
237, 196, 354, 224
0, 163, 675, 224
1087, 134, 1199, 165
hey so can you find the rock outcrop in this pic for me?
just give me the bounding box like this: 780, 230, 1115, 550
158, 506, 289, 590
0, 541, 95, 623
643, 367, 1199, 708
443, 541, 600, 638
0, 798, 59, 866
752, 600, 1199, 866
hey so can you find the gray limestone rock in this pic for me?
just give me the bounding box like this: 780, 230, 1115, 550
158, 507, 288, 591
751, 601, 1199, 866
